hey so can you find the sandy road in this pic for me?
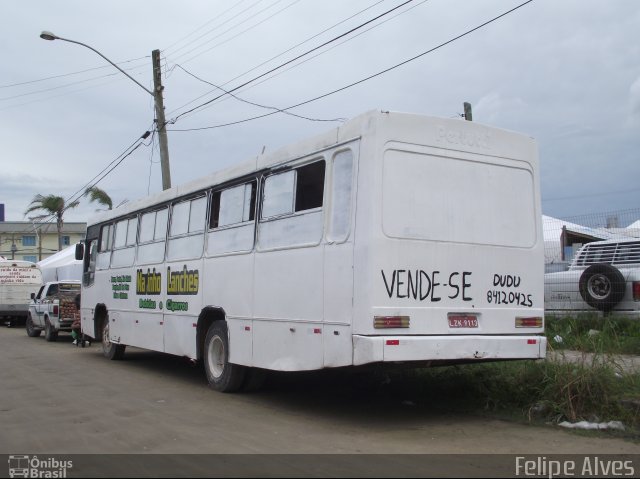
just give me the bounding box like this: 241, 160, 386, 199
0, 325, 637, 477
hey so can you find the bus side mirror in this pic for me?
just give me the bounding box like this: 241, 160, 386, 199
30, 293, 35, 300
75, 243, 84, 261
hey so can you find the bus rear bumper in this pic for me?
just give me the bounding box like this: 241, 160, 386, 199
352, 334, 547, 366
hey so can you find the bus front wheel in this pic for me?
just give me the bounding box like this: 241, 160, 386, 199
204, 321, 245, 393
102, 319, 125, 360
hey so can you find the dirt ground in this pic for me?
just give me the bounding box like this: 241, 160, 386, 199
0, 325, 637, 477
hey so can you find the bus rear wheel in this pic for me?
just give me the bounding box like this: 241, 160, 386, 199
204, 321, 245, 393
102, 319, 125, 360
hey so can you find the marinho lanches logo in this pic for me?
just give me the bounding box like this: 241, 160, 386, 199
8, 455, 73, 478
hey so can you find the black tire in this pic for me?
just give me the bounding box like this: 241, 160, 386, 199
26, 314, 41, 338
102, 318, 125, 360
44, 318, 58, 342
204, 322, 245, 393
579, 263, 626, 312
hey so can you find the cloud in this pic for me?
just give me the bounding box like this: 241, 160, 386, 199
629, 75, 640, 124
473, 92, 527, 125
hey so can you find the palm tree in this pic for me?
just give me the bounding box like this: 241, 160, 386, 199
84, 186, 113, 210
24, 194, 80, 251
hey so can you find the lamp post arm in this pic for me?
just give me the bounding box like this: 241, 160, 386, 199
54, 36, 153, 97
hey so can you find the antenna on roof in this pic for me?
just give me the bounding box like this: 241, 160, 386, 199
463, 102, 473, 121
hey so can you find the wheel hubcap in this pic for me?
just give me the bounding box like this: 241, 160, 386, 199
207, 336, 225, 379
588, 274, 611, 300
102, 322, 111, 351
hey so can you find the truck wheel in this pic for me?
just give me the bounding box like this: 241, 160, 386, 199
26, 314, 41, 338
204, 321, 245, 393
579, 264, 626, 312
102, 319, 125, 360
44, 318, 58, 342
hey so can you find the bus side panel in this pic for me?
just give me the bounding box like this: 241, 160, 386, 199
323, 243, 354, 367
203, 254, 255, 365
202, 254, 254, 320
252, 237, 324, 371
164, 314, 197, 358
252, 319, 323, 371
253, 247, 324, 322
163, 258, 203, 355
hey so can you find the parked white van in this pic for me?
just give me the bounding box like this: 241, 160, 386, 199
0, 259, 42, 325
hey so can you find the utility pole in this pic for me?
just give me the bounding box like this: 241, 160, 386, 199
152, 49, 172, 191
40, 32, 173, 192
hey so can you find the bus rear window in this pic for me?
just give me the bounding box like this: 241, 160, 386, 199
382, 149, 536, 247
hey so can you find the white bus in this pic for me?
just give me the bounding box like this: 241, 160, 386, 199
76, 110, 546, 392
0, 259, 42, 324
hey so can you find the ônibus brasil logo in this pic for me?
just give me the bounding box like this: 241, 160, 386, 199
8, 455, 73, 478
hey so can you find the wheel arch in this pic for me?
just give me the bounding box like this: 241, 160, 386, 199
196, 306, 227, 361
93, 303, 108, 341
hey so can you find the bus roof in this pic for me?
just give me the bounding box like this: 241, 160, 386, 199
86, 110, 532, 228
0, 259, 39, 269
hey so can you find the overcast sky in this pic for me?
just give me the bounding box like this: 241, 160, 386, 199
1, 0, 639, 226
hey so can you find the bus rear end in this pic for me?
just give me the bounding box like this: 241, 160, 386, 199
352, 114, 546, 366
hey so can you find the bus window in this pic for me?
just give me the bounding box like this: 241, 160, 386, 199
137, 208, 168, 265
208, 181, 256, 255
295, 161, 325, 212
97, 223, 113, 270
328, 149, 353, 243
83, 239, 97, 286
167, 196, 207, 261
261, 161, 326, 220
259, 160, 325, 250
111, 217, 138, 268
261, 170, 294, 218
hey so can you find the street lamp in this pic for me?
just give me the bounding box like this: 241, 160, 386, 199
40, 31, 172, 190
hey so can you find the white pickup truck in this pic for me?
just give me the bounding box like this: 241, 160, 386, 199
26, 281, 81, 341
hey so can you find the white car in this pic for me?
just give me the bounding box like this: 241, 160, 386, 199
545, 238, 640, 317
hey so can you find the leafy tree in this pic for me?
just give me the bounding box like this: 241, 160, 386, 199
84, 186, 113, 210
24, 194, 80, 251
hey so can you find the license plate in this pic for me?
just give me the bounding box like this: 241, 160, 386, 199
448, 314, 478, 328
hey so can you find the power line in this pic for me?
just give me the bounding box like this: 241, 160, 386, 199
169, 0, 303, 66
178, 0, 429, 119
173, 63, 346, 123
169, 0, 416, 123
23, 128, 153, 231
0, 56, 150, 89
169, 0, 534, 132
162, 0, 251, 53
164, 0, 269, 57
166, 0, 385, 116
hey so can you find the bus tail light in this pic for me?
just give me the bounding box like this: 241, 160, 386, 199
515, 317, 542, 328
374, 316, 410, 329
633, 281, 640, 301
